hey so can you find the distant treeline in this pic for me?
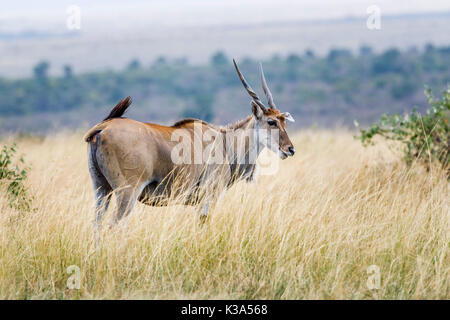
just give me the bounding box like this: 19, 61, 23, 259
0, 44, 449, 129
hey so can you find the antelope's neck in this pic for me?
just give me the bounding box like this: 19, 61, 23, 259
226, 116, 262, 182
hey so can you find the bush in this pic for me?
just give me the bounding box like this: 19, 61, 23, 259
0, 143, 32, 210
357, 87, 449, 173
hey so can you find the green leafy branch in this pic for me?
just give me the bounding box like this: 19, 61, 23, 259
357, 87, 449, 173
0, 143, 32, 210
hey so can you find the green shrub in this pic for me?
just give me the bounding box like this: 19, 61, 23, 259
0, 143, 32, 210
357, 87, 449, 173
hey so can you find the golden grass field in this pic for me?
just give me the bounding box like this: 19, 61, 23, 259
0, 130, 448, 299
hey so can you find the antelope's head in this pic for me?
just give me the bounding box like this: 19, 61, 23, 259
233, 59, 295, 159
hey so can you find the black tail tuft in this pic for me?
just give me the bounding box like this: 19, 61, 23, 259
103, 96, 132, 121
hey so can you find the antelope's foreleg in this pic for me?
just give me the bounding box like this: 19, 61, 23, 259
198, 165, 229, 223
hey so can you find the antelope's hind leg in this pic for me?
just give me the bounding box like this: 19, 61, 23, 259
88, 146, 113, 227
112, 187, 140, 224
93, 179, 112, 227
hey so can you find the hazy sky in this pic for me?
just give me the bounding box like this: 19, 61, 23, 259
2, 0, 450, 77
2, 0, 450, 31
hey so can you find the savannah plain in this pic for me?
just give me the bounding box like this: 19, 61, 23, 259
0, 3, 449, 300
0, 130, 448, 299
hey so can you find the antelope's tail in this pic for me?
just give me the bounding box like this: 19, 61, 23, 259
83, 96, 132, 142
103, 96, 132, 121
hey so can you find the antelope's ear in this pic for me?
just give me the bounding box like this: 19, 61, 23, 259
282, 112, 295, 122
251, 101, 264, 119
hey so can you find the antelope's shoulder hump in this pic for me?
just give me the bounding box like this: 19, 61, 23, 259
172, 118, 219, 131
172, 118, 204, 127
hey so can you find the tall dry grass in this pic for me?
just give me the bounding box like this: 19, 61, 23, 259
0, 130, 448, 299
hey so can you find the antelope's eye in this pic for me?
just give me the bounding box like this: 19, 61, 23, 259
267, 120, 277, 126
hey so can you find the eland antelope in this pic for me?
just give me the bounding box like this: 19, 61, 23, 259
84, 59, 295, 225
